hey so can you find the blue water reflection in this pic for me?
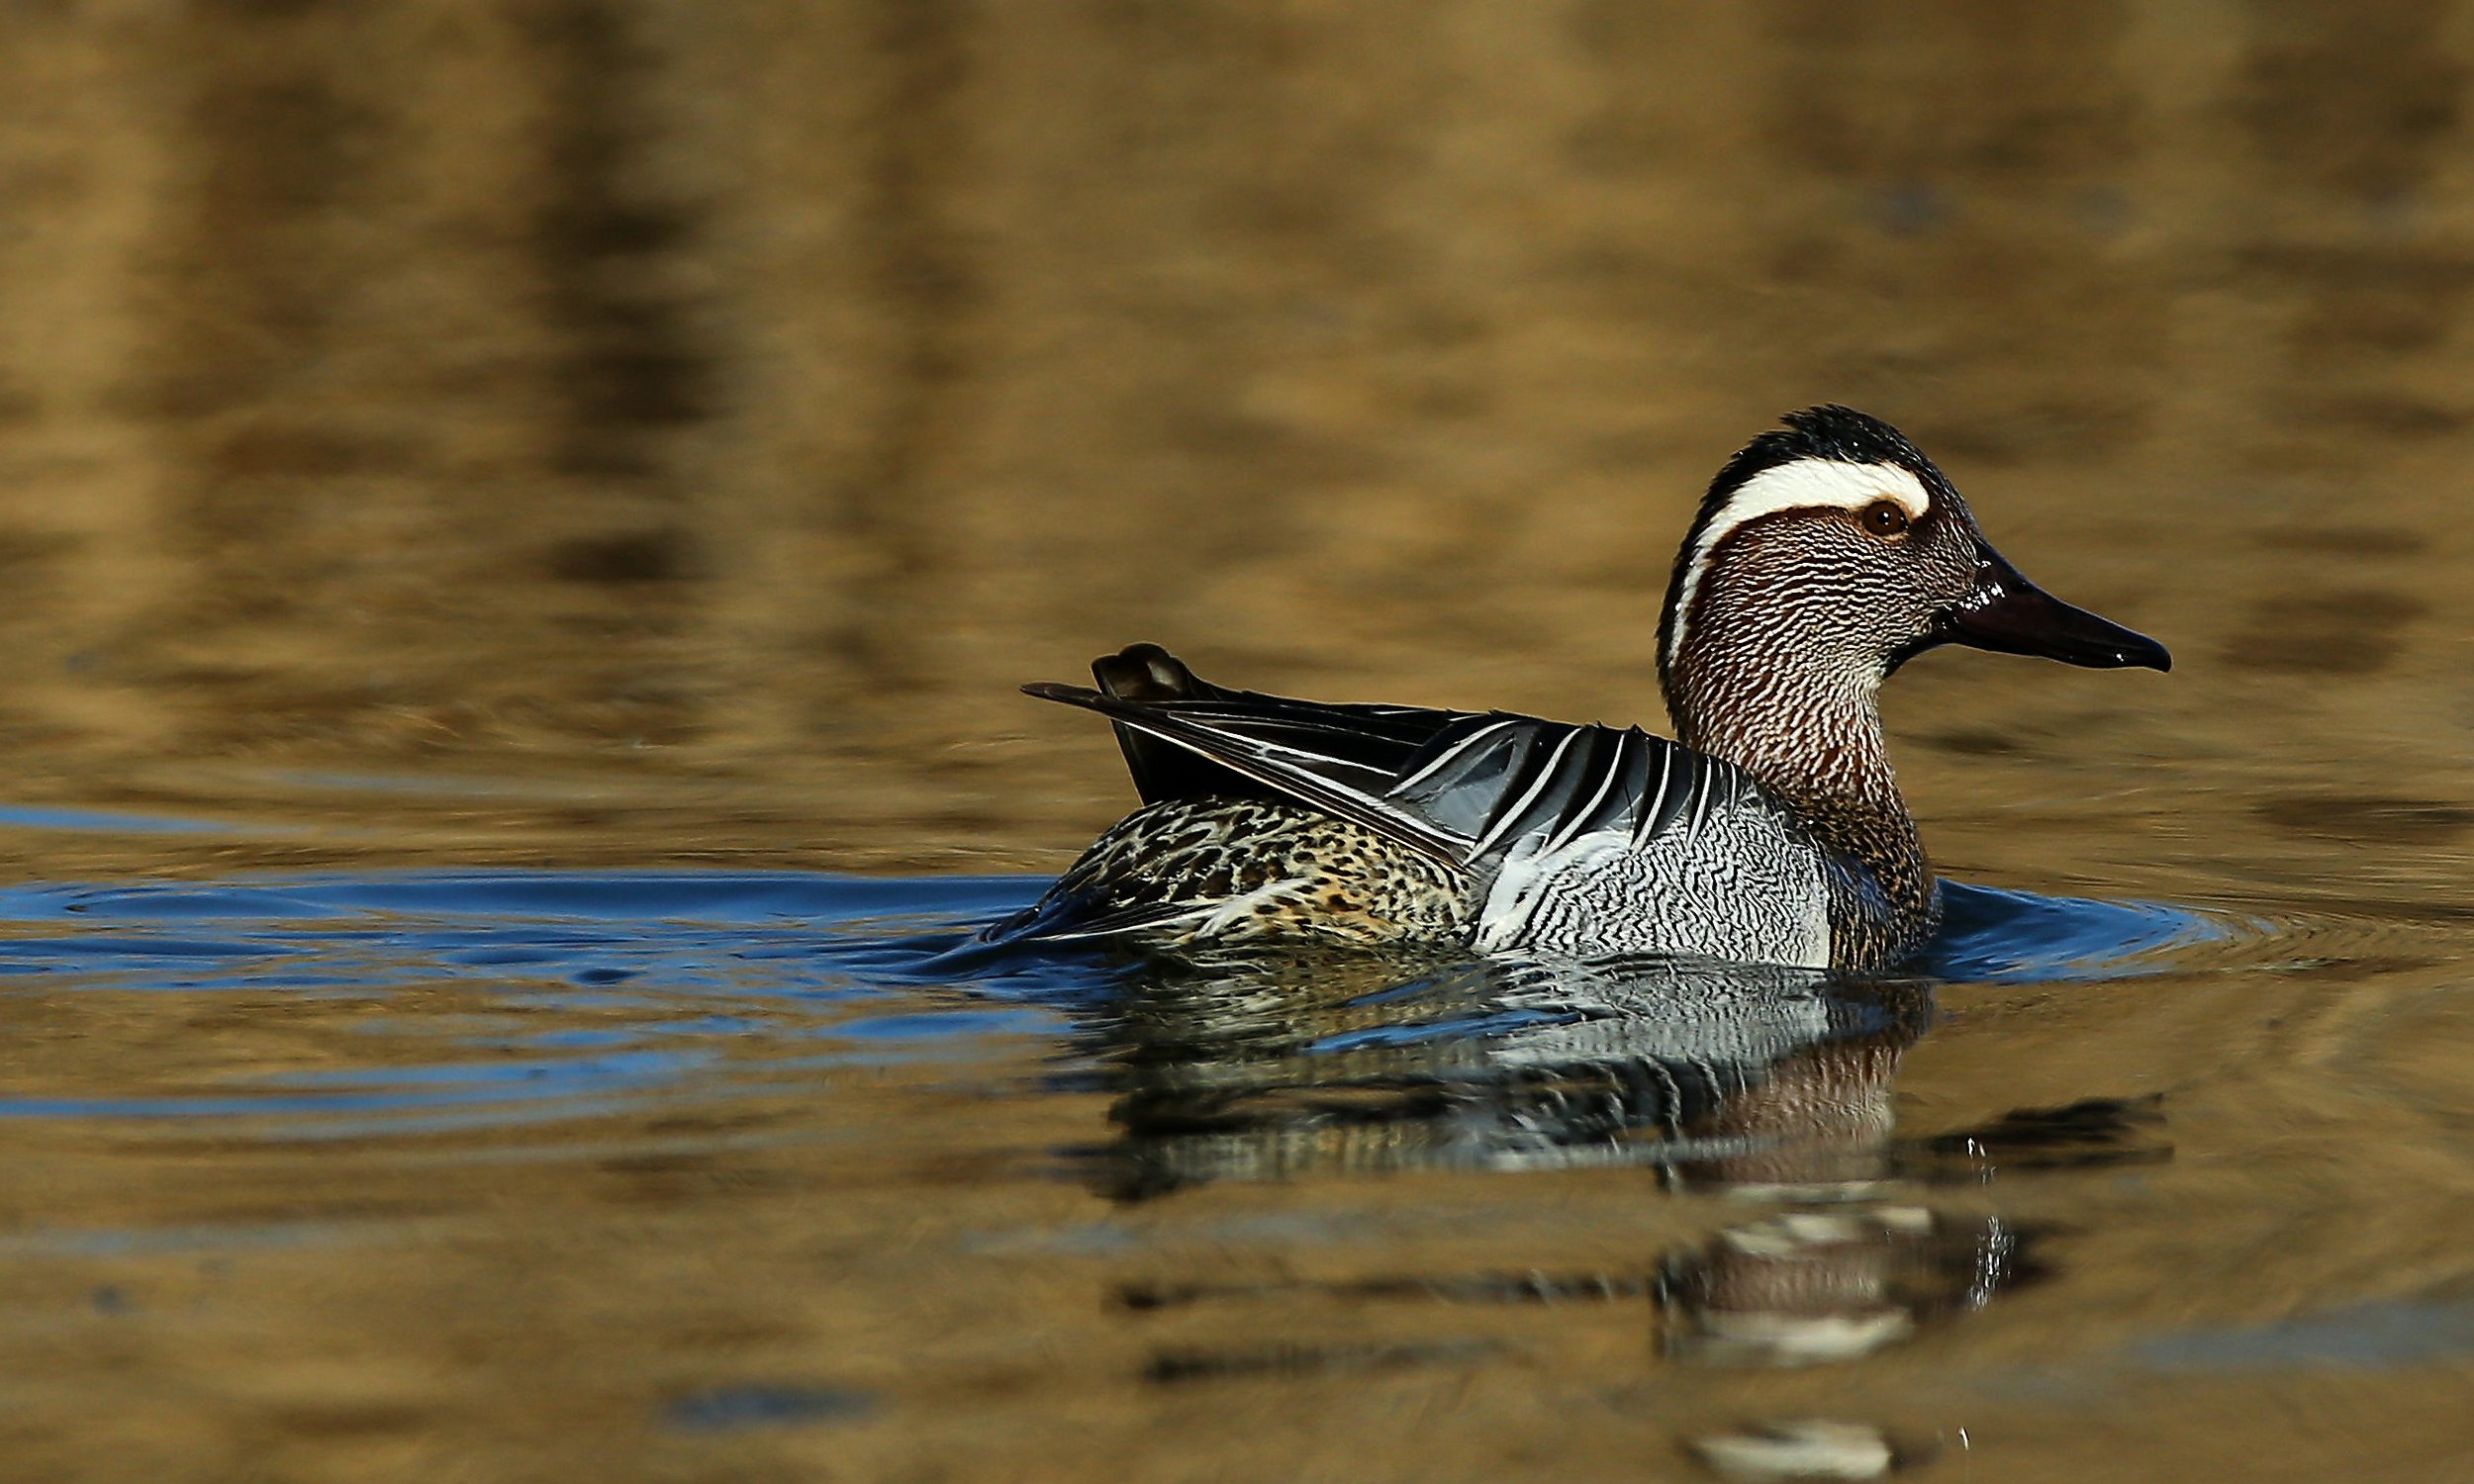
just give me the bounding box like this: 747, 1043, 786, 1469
1923, 881, 2241, 983
0, 870, 2248, 1144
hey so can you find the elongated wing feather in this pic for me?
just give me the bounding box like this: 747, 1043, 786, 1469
1081, 642, 1472, 806
1026, 666, 1753, 873
1026, 681, 1476, 860
1385, 713, 1732, 861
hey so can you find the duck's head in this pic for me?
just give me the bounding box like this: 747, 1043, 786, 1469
1657, 406, 2168, 742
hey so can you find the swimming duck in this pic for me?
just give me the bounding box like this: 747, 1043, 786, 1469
992, 406, 2168, 972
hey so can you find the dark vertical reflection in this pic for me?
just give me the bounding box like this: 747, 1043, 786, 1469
522, 0, 712, 611
130, 2, 727, 756
140, 2, 418, 756
831, 0, 981, 681
2238, 0, 2461, 203
528, 0, 710, 484
2233, 1, 2474, 449
155, 33, 382, 550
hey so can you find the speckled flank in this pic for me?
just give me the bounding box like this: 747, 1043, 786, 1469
1005, 798, 1471, 947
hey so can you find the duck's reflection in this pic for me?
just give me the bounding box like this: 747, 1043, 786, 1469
1660, 1204, 2046, 1366
1082, 949, 1929, 1202
1070, 948, 2155, 1373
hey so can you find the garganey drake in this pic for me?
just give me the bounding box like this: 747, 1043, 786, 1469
992, 407, 2168, 972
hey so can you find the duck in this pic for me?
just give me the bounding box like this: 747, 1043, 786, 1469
989, 406, 2168, 972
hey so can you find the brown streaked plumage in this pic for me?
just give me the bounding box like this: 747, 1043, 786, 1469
998, 797, 1468, 947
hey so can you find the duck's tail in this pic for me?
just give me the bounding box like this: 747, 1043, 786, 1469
1028, 643, 1277, 805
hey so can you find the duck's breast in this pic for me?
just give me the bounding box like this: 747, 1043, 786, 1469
1470, 795, 1834, 967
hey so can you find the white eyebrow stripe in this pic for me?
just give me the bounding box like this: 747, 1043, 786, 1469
1663, 459, 1932, 668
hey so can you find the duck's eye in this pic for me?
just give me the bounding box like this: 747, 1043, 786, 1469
1861, 500, 1910, 537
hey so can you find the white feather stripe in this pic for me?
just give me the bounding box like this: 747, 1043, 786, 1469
1469, 729, 1583, 859
1545, 733, 1629, 855
1685, 767, 1718, 840
1633, 746, 1677, 846
1664, 459, 1933, 668
1211, 729, 1388, 772
1187, 726, 1401, 792
1386, 716, 1522, 797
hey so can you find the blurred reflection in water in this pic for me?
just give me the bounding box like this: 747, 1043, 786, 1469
1070, 943, 2166, 1380
1082, 951, 1928, 1199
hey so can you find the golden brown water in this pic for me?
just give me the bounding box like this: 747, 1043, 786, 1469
5, 4, 2474, 1480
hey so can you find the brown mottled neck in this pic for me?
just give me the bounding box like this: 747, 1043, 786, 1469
1664, 614, 1931, 915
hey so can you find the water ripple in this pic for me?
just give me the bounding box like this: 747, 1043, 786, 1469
0, 870, 2339, 1148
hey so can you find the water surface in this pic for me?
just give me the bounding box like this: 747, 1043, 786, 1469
4, 852, 2468, 1483
7, 4, 2474, 1481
